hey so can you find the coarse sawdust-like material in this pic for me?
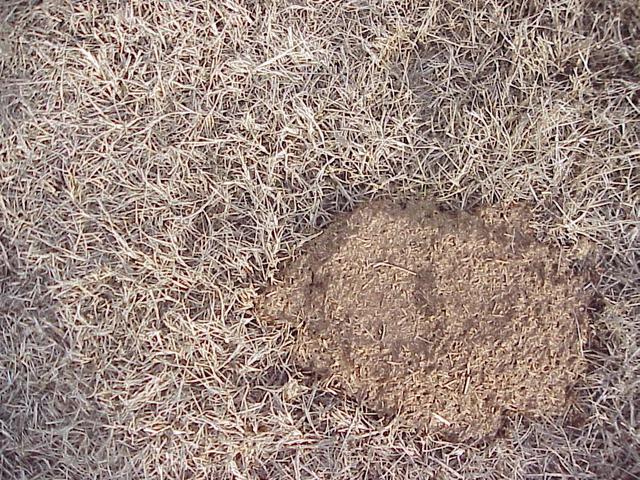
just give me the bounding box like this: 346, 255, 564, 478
261, 201, 592, 438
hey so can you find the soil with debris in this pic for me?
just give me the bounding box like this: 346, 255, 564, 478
260, 201, 592, 439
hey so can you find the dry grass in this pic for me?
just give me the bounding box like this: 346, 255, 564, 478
0, 0, 638, 478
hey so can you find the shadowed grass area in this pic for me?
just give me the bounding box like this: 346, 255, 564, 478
1, 0, 638, 478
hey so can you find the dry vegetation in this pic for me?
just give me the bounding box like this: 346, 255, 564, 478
0, 0, 638, 479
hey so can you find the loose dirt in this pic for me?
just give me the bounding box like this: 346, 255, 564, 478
260, 201, 592, 439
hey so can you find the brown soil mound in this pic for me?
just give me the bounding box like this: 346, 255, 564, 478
260, 202, 591, 438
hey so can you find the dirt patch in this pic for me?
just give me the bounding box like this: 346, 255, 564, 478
259, 201, 592, 439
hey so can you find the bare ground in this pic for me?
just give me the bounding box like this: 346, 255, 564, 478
260, 201, 593, 440
1, 0, 639, 479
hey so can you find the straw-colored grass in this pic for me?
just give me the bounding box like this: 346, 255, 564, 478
1, 0, 638, 478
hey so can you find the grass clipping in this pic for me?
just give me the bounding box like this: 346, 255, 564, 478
261, 201, 591, 439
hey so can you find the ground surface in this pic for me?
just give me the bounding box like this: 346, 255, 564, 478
261, 201, 592, 439
1, 0, 639, 479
